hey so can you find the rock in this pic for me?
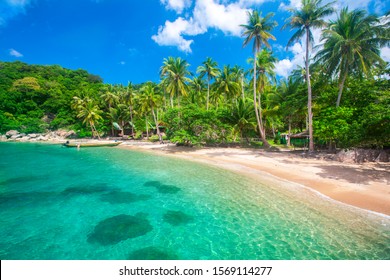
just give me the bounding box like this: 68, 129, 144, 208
10, 134, 23, 140
36, 135, 48, 141
19, 136, 31, 142
5, 130, 19, 138
0, 135, 7, 142
376, 151, 389, 162
65, 130, 76, 139
28, 133, 38, 138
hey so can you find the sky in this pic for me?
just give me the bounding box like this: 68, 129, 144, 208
0, 0, 389, 85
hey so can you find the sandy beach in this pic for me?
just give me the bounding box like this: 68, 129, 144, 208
118, 142, 390, 216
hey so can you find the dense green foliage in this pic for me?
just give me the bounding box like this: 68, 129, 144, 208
0, 61, 103, 134
0, 2, 389, 149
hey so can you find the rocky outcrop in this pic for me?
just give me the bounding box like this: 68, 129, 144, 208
3, 129, 76, 142
335, 149, 389, 163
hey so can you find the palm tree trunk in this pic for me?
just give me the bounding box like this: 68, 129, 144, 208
129, 105, 134, 137
170, 95, 174, 108
306, 28, 314, 152
288, 118, 291, 146
241, 74, 245, 100
253, 52, 269, 147
207, 77, 210, 110
336, 69, 348, 107
151, 104, 163, 143
145, 117, 149, 140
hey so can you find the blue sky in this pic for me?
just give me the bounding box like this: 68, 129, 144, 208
0, 0, 389, 85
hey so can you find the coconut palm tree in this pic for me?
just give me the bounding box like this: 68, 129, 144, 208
227, 98, 256, 143
241, 11, 277, 147
241, 10, 277, 148
72, 96, 103, 139
231, 65, 246, 100
160, 57, 191, 107
138, 82, 163, 143
213, 65, 240, 108
283, 0, 334, 151
189, 75, 206, 105
196, 57, 220, 110
315, 8, 389, 107
247, 49, 277, 140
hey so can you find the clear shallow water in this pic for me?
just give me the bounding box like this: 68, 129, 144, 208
0, 142, 389, 260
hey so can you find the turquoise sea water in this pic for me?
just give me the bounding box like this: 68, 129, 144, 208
0, 142, 389, 260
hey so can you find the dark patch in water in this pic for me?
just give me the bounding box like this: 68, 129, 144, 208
87, 213, 153, 245
163, 210, 194, 226
0, 175, 44, 186
100, 191, 150, 204
143, 181, 181, 194
128, 246, 179, 260
0, 191, 56, 207
62, 183, 112, 196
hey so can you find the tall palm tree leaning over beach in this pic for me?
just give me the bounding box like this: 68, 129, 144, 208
315, 7, 389, 107
283, 0, 335, 152
197, 57, 220, 110
241, 10, 277, 148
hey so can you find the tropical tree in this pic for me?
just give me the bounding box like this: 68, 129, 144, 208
231, 65, 246, 99
72, 96, 103, 139
100, 85, 119, 135
227, 98, 256, 142
241, 10, 277, 147
197, 57, 221, 110
121, 82, 136, 136
248, 49, 277, 139
138, 82, 163, 143
160, 57, 191, 107
213, 65, 240, 108
189, 75, 206, 105
315, 8, 389, 107
283, 0, 335, 151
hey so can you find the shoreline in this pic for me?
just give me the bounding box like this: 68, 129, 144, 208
117, 142, 390, 217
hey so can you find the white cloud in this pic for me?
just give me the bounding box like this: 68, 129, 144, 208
9, 48, 23, 57
152, 17, 195, 53
381, 46, 390, 62
153, 0, 262, 52
160, 0, 192, 14
119, 61, 126, 65
275, 42, 304, 78
6, 0, 31, 6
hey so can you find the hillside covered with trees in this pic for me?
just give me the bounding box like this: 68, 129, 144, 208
0, 2, 389, 149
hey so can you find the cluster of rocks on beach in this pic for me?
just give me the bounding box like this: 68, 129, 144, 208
0, 129, 76, 142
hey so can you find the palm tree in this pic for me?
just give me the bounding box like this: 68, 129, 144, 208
100, 85, 119, 136
189, 75, 206, 105
248, 49, 277, 140
241, 10, 277, 148
315, 8, 388, 107
160, 57, 191, 107
120, 82, 136, 137
231, 65, 246, 100
138, 82, 163, 143
283, 0, 334, 151
213, 65, 240, 108
72, 96, 103, 139
196, 57, 220, 110
227, 98, 256, 143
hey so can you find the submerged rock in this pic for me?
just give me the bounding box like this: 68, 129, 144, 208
87, 213, 153, 246
163, 210, 194, 226
100, 191, 150, 204
128, 246, 179, 260
143, 181, 181, 194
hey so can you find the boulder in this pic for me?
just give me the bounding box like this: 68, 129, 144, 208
36, 135, 48, 141
19, 136, 31, 142
6, 130, 19, 138
65, 130, 76, 139
376, 151, 389, 162
28, 133, 38, 138
10, 134, 23, 140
